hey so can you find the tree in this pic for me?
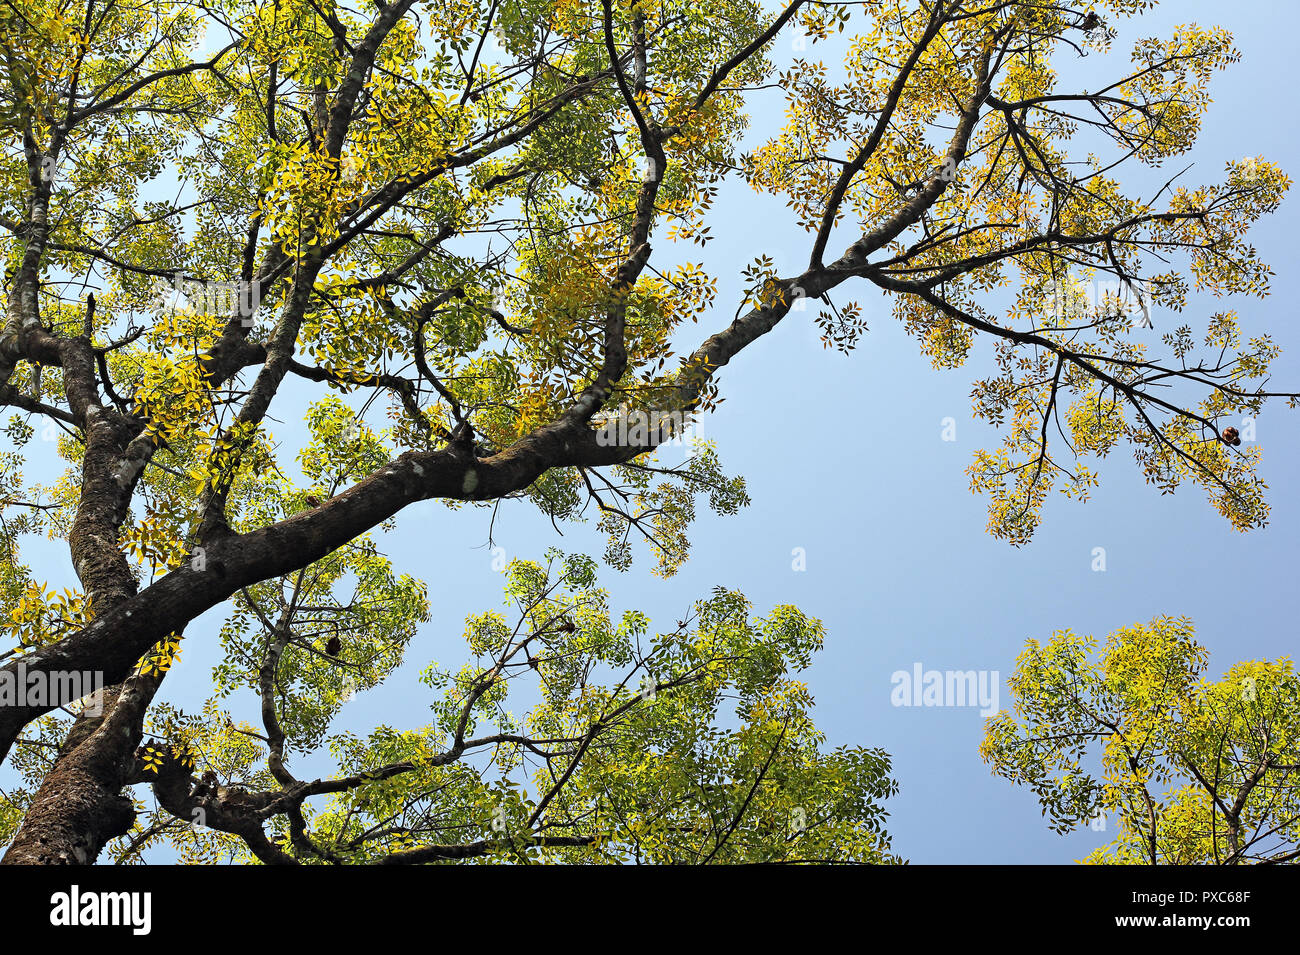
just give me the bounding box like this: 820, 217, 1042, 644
0, 0, 1293, 863
5, 547, 901, 863
982, 617, 1300, 864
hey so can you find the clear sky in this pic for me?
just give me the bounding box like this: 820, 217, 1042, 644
9, 0, 1300, 864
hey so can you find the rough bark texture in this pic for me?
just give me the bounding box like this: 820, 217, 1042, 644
5, 759, 137, 864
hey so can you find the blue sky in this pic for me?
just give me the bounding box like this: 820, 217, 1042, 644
8, 0, 1300, 863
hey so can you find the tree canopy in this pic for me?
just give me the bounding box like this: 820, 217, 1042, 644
0, 0, 1293, 863
983, 617, 1300, 865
